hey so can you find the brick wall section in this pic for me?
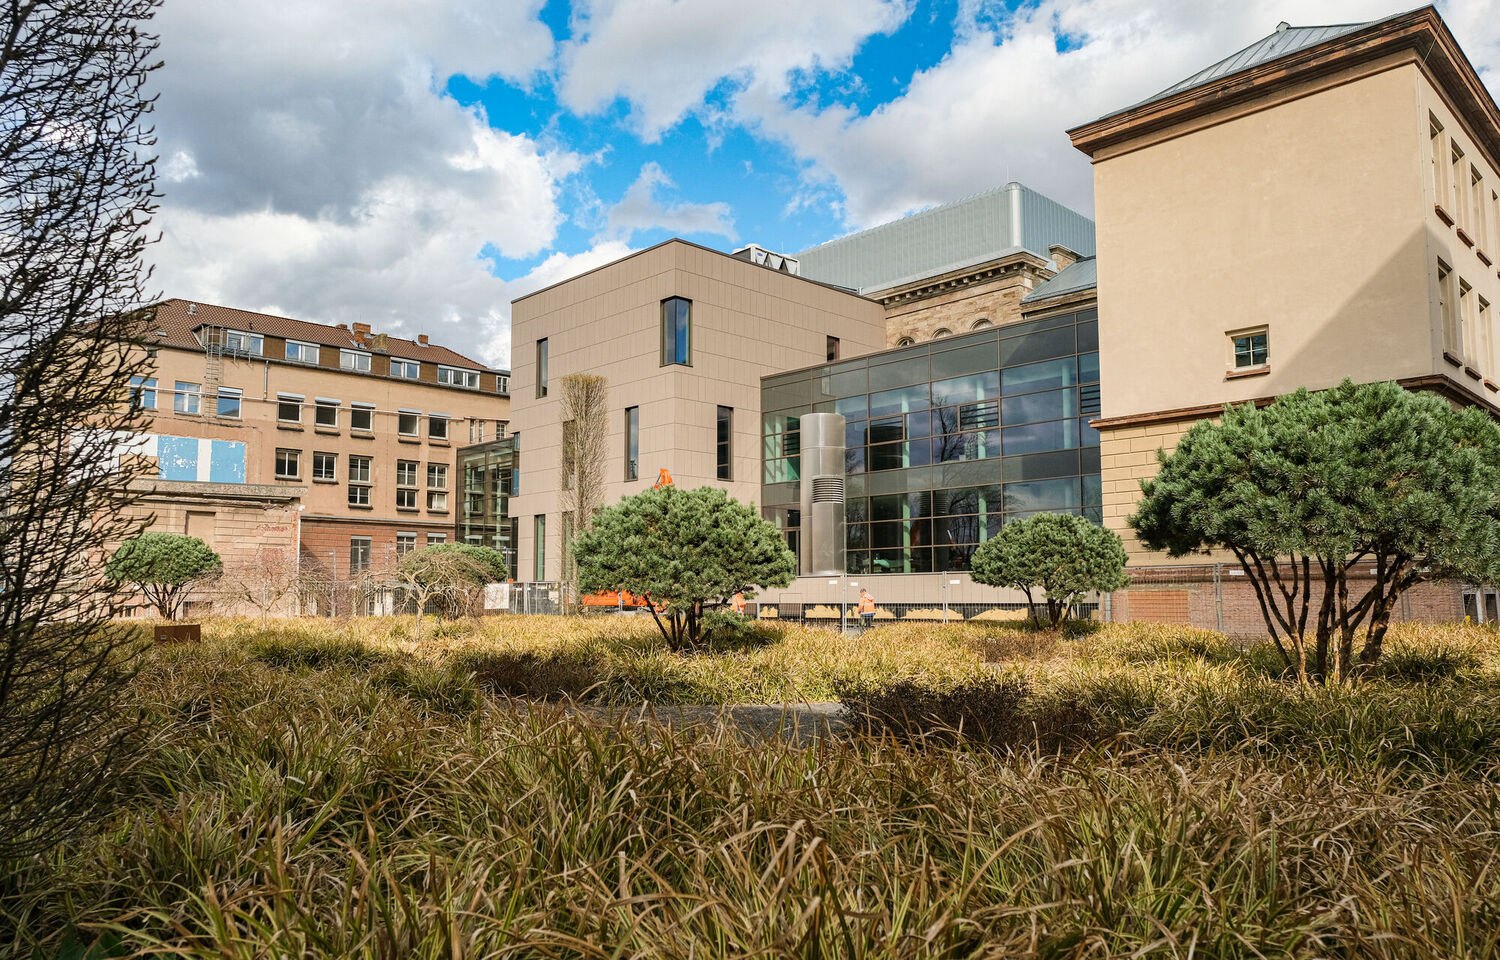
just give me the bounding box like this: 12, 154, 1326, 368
882, 275, 1034, 346
1099, 419, 1207, 563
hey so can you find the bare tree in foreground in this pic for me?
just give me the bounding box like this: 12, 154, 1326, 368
0, 0, 161, 860
559, 373, 608, 594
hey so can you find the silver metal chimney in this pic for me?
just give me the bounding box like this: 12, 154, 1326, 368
798, 412, 846, 577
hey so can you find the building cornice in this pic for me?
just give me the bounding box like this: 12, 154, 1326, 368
1068, 7, 1500, 172
128, 478, 305, 503
871, 251, 1053, 307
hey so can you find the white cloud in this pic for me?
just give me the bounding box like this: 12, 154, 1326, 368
602, 162, 735, 242
147, 0, 565, 368
739, 0, 1500, 229
558, 0, 910, 140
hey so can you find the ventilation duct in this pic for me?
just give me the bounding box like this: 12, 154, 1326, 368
798, 412, 846, 577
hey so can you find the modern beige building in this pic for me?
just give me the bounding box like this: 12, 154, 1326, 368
122, 299, 510, 612
507, 239, 887, 582
1069, 6, 1500, 621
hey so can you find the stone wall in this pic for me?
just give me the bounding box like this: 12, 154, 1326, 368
874, 255, 1052, 347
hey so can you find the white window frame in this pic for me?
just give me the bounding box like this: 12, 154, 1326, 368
314, 398, 340, 428
427, 463, 448, 490
390, 358, 420, 379
350, 402, 374, 432
395, 532, 417, 556
340, 349, 372, 373
312, 451, 336, 482
1227, 327, 1269, 370
216, 386, 243, 419
222, 329, 263, 356
428, 413, 449, 441
285, 340, 320, 364
130, 376, 157, 410
427, 532, 447, 545
277, 392, 303, 423
275, 448, 300, 479
398, 408, 421, 437
437, 365, 480, 389
173, 381, 201, 416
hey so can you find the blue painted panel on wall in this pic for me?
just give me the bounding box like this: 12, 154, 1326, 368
158, 436, 198, 481
209, 440, 245, 483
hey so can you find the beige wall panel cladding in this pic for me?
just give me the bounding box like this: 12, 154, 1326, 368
508, 241, 887, 581
1093, 65, 1437, 422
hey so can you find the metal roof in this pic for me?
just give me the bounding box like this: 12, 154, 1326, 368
793, 182, 1095, 295
1021, 257, 1097, 305
1120, 13, 1409, 116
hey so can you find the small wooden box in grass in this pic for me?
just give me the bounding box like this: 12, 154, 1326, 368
153, 623, 201, 644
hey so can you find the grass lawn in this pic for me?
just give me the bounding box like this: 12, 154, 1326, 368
3, 616, 1499, 957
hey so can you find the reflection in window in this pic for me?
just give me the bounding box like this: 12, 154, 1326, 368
661, 297, 692, 366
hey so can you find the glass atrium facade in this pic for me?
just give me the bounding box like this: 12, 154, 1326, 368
760, 307, 1101, 575
458, 437, 519, 577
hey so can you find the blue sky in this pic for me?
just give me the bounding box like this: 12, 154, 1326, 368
146, 0, 1499, 368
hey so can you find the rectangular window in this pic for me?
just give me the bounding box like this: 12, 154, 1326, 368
427, 532, 447, 546
1473, 167, 1487, 248
222, 329, 263, 356
350, 403, 374, 432
536, 339, 548, 398
350, 537, 371, 574
716, 405, 733, 480
496, 374, 510, 394
313, 451, 336, 481
1452, 144, 1467, 219
533, 514, 546, 580
277, 393, 302, 423
427, 463, 448, 489
1440, 260, 1458, 353
661, 297, 691, 366
340, 349, 371, 373
129, 376, 157, 410
173, 381, 201, 415
390, 358, 420, 379
427, 490, 449, 512
1460, 279, 1475, 359
625, 406, 639, 480
285, 340, 320, 364
216, 387, 242, 419
348, 455, 371, 506
315, 399, 339, 428
1481, 296, 1494, 375
827, 335, 840, 362
398, 409, 420, 436
396, 459, 418, 487
1230, 329, 1269, 369
429, 414, 448, 441
275, 448, 300, 479
469, 419, 484, 443
437, 365, 480, 389
1431, 115, 1446, 205
395, 533, 417, 556
396, 488, 417, 510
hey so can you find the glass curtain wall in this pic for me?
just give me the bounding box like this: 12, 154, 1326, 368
761, 307, 1101, 575
457, 437, 518, 577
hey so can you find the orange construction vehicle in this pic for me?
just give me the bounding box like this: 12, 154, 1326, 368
581, 468, 672, 608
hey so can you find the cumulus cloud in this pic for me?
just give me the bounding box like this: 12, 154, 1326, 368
736, 0, 1500, 229
602, 162, 735, 242
558, 0, 910, 139
148, 0, 565, 368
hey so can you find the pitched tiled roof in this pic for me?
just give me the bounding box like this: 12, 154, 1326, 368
143, 299, 504, 373
1113, 13, 1407, 118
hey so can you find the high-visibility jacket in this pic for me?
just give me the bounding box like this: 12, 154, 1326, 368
857, 593, 875, 615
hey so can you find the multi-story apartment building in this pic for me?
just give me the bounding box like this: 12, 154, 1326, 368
1069, 5, 1500, 623
123, 298, 510, 613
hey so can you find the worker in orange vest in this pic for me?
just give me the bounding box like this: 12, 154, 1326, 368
732, 592, 745, 616
857, 588, 876, 630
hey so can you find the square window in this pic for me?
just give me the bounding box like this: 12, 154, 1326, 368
315, 400, 338, 427
398, 410, 420, 436
396, 487, 417, 510
350, 404, 374, 431
428, 491, 449, 512
340, 349, 371, 372
173, 381, 201, 415
396, 533, 417, 556
129, 376, 157, 410
277, 394, 302, 422
216, 387, 242, 419
275, 448, 300, 479
348, 485, 371, 507
1231, 330, 1269, 369
390, 358, 420, 379
428, 415, 448, 441
285, 340, 319, 364
312, 451, 336, 481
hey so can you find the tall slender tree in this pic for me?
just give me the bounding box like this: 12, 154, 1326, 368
558, 373, 608, 594
0, 0, 162, 858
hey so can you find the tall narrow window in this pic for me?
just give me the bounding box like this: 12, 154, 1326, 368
1430, 115, 1446, 206
1472, 167, 1487, 247
1452, 144, 1467, 220
533, 514, 546, 581
348, 455, 372, 506
1439, 261, 1458, 355
826, 336, 840, 362
661, 297, 691, 366
1460, 279, 1475, 359
1480, 296, 1494, 375
350, 537, 371, 574
536, 338, 549, 398
624, 406, 639, 480
716, 405, 733, 480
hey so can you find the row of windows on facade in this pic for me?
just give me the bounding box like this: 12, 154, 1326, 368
533, 297, 833, 399
212, 328, 505, 392
128, 378, 505, 442
1436, 259, 1496, 375
617, 403, 733, 482
1430, 113, 1500, 257
347, 531, 449, 573
274, 451, 462, 511
894, 319, 995, 348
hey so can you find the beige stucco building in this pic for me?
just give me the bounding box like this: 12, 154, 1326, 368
508, 239, 887, 582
